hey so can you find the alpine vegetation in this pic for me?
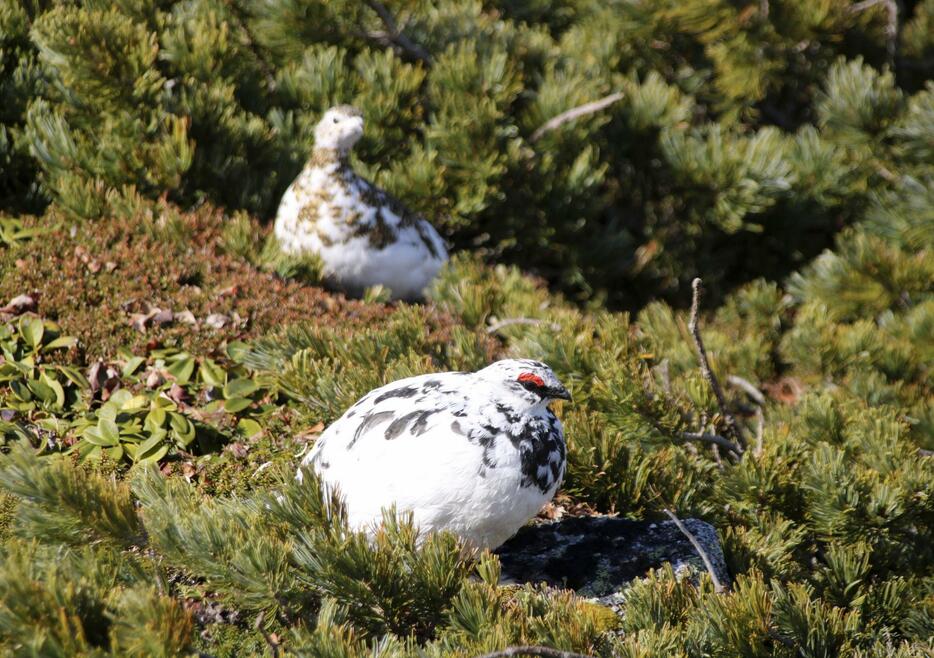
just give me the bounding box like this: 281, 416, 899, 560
274, 106, 448, 300
0, 0, 932, 656
300, 359, 570, 549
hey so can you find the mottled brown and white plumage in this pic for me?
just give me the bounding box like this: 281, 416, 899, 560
274, 106, 447, 301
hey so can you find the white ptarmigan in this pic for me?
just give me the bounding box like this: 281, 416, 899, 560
298, 359, 571, 550
274, 105, 448, 301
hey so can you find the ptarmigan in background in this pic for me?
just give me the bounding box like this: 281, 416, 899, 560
298, 359, 571, 550
274, 105, 448, 301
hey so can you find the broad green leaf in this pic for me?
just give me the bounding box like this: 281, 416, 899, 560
237, 418, 263, 438
136, 432, 166, 457
224, 378, 259, 398
226, 341, 250, 362
98, 402, 119, 422
200, 358, 227, 387
44, 335, 78, 351
166, 356, 195, 384
122, 356, 146, 377
40, 371, 66, 408
98, 418, 121, 445
224, 397, 252, 413
169, 412, 195, 446
145, 407, 167, 430
121, 394, 150, 411
10, 380, 32, 402
26, 377, 55, 403
19, 317, 44, 349
109, 389, 133, 406
57, 365, 89, 389
82, 426, 115, 447
138, 444, 169, 463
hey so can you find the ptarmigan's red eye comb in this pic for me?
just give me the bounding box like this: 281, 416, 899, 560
518, 372, 545, 388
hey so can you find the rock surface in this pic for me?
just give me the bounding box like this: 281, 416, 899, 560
495, 515, 729, 608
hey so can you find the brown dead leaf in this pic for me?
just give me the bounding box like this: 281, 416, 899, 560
151, 308, 174, 325
167, 383, 189, 404
175, 310, 197, 325
764, 377, 804, 405
145, 369, 165, 389
204, 313, 228, 329
0, 293, 37, 316
226, 442, 249, 458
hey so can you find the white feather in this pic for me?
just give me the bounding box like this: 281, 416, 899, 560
297, 360, 569, 549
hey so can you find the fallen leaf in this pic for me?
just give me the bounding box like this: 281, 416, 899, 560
764, 377, 803, 405
226, 442, 249, 458
167, 383, 188, 404
295, 421, 325, 443
145, 370, 165, 389
151, 308, 174, 325
0, 293, 38, 316
204, 313, 228, 329
175, 310, 197, 325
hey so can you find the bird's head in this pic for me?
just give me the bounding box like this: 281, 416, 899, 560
477, 359, 572, 409
314, 105, 364, 153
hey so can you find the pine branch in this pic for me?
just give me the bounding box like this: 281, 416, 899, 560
486, 317, 561, 334
362, 0, 431, 65
474, 647, 593, 658
530, 92, 624, 142
688, 278, 746, 448
663, 509, 727, 593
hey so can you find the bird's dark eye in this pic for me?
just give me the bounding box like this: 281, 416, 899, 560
332, 117, 339, 123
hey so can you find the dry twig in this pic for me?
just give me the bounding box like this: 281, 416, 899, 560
754, 407, 765, 458
727, 374, 766, 406
680, 431, 743, 460
688, 278, 746, 448
474, 647, 592, 658
530, 92, 624, 142
663, 509, 727, 593
848, 0, 898, 65
363, 0, 431, 65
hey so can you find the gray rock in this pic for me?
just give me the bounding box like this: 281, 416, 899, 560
494, 515, 729, 608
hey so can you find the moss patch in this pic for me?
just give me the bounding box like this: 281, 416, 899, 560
0, 205, 391, 360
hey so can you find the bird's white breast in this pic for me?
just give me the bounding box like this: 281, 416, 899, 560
299, 373, 565, 549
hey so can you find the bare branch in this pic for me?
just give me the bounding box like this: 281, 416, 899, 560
663, 509, 727, 594
688, 278, 746, 447
253, 612, 280, 658
363, 0, 431, 65
474, 647, 593, 658
530, 92, 624, 142
727, 374, 766, 406
848, 0, 898, 65
754, 407, 765, 458
680, 431, 743, 459
487, 317, 561, 334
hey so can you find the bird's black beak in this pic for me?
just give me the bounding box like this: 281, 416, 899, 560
547, 385, 572, 402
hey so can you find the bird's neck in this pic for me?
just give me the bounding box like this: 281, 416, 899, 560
309, 147, 352, 173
